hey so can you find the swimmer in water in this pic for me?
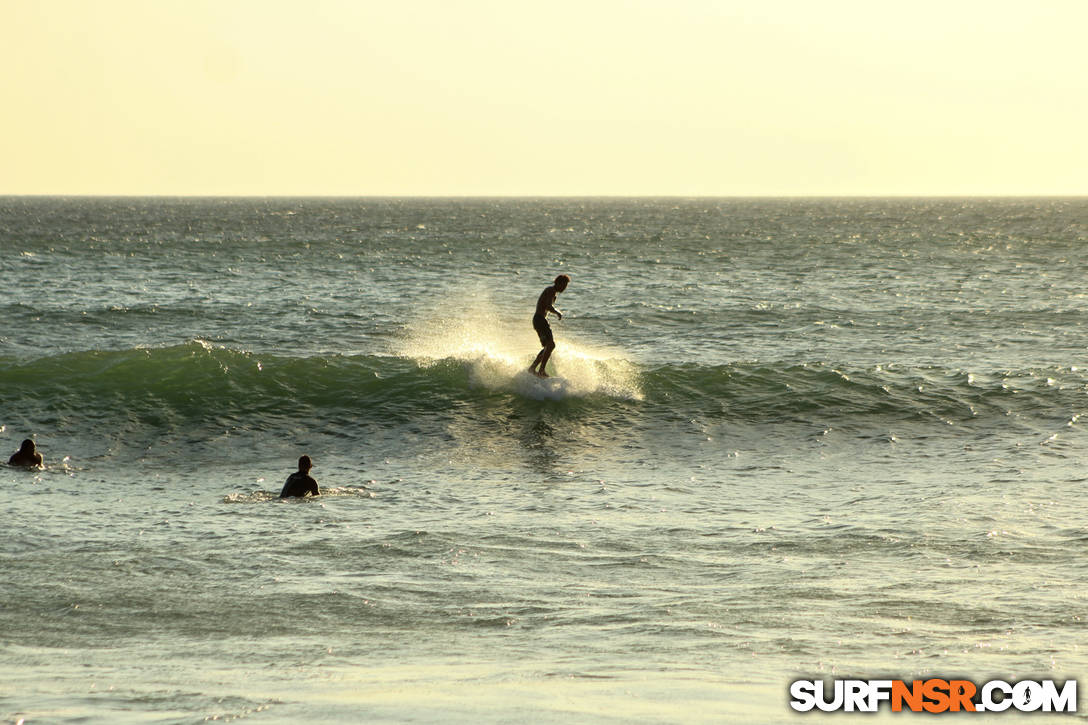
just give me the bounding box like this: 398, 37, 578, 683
8, 439, 44, 468
279, 455, 320, 498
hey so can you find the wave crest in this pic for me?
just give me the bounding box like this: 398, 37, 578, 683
397, 304, 644, 401
1, 342, 1081, 436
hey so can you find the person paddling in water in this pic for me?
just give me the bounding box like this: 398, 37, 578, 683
280, 455, 320, 498
529, 274, 570, 378
8, 439, 44, 468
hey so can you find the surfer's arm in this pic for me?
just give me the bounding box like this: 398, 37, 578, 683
536, 285, 561, 318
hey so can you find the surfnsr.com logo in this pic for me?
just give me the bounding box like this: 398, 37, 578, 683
789, 679, 1077, 713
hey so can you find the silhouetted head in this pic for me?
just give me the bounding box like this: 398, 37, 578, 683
19, 439, 35, 454
298, 455, 312, 473
554, 274, 570, 292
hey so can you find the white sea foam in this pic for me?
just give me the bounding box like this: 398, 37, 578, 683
398, 295, 643, 401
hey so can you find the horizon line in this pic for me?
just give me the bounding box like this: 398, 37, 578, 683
3, 193, 1086, 200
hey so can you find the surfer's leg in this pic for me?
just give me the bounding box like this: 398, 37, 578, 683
531, 317, 554, 376
536, 341, 555, 377
530, 346, 551, 376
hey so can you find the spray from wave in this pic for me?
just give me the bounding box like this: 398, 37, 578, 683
396, 296, 643, 401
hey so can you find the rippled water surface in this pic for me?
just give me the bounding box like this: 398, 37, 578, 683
2, 198, 1087, 722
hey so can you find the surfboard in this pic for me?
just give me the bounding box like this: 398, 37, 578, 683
515, 370, 572, 400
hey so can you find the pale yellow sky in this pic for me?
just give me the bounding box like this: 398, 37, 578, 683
1, 0, 1085, 196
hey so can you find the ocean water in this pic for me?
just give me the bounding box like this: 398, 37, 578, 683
2, 197, 1087, 723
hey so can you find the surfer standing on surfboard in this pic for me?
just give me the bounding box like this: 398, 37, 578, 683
529, 274, 570, 378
